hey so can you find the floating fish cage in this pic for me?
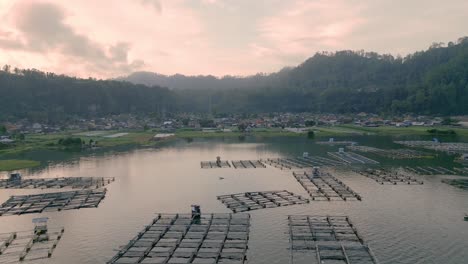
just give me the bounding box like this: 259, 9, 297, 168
200, 161, 231, 169
328, 151, 379, 165
262, 156, 344, 170
347, 145, 433, 159
217, 191, 309, 213
316, 141, 357, 146
0, 226, 64, 262
288, 215, 379, 264
356, 168, 424, 185
394, 141, 468, 155
292, 170, 362, 201
0, 176, 115, 189
441, 179, 468, 190
0, 189, 107, 216
107, 213, 250, 264
231, 160, 266, 169
404, 166, 458, 175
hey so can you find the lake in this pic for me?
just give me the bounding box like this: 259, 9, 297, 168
1, 136, 468, 264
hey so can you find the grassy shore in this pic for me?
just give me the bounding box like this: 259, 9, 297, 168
0, 159, 40, 171
1, 125, 467, 169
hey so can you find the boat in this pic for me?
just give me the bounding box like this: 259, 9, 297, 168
465, 214, 468, 221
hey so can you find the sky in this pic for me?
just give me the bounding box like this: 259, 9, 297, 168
0, 0, 467, 79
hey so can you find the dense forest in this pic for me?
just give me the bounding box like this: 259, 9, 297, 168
0, 69, 174, 121
1, 37, 468, 121
124, 37, 468, 115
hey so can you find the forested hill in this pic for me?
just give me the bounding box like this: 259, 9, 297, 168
0, 70, 174, 121
1, 37, 467, 122
123, 37, 468, 115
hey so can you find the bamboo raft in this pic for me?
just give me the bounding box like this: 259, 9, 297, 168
0, 228, 64, 262
347, 145, 433, 159
288, 215, 379, 264
328, 151, 379, 165
0, 189, 107, 216
217, 191, 309, 213
0, 177, 115, 189
292, 170, 362, 201
107, 213, 250, 264
231, 160, 266, 169
356, 168, 424, 185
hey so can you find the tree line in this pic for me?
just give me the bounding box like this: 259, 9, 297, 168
1, 37, 468, 122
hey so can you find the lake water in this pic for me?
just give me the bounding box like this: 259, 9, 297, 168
1, 136, 468, 264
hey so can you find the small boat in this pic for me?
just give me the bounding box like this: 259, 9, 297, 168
219, 177, 225, 180
465, 214, 468, 221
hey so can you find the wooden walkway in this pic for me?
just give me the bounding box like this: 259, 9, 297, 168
107, 213, 250, 264
218, 191, 309, 213
0, 177, 115, 189
0, 189, 107, 216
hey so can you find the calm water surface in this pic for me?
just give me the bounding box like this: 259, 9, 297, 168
0, 137, 467, 264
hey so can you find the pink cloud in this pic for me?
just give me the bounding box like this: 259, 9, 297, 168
255, 0, 366, 58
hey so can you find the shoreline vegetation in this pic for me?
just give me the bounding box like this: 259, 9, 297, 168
1, 125, 467, 171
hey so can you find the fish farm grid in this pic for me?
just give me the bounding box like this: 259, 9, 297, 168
328, 152, 380, 165
347, 145, 433, 159
231, 160, 266, 169
200, 161, 231, 169
394, 141, 468, 154
288, 215, 379, 264
403, 166, 458, 175
217, 191, 309, 213
0, 177, 115, 189
441, 179, 468, 190
262, 156, 345, 170
0, 227, 64, 262
0, 189, 107, 216
108, 213, 250, 264
292, 170, 362, 201
356, 169, 424, 185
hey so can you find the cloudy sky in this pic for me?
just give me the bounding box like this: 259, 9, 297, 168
0, 0, 467, 78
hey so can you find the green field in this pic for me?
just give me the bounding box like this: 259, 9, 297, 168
0, 159, 40, 171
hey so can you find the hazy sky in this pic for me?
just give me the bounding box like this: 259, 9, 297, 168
0, 0, 467, 78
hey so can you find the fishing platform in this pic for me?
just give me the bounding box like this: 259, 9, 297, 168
328, 150, 379, 164
292, 168, 361, 201
0, 189, 107, 216
356, 168, 424, 185
404, 166, 458, 175
231, 160, 266, 169
394, 140, 468, 154
217, 191, 309, 213
0, 218, 64, 262
201, 157, 231, 169
0, 174, 115, 189
288, 215, 379, 264
441, 178, 468, 190
107, 212, 250, 264
347, 145, 433, 159
262, 156, 344, 170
